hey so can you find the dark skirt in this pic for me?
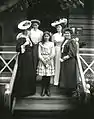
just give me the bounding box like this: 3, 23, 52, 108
13, 46, 36, 98
59, 58, 77, 90
33, 44, 39, 70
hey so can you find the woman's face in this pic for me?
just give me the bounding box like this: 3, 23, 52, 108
56, 25, 62, 32
64, 31, 71, 39
44, 33, 50, 42
32, 23, 39, 29
23, 30, 28, 35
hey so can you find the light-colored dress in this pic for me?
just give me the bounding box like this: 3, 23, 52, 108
37, 42, 55, 76
52, 33, 64, 85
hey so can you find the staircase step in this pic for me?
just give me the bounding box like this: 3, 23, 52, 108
13, 86, 77, 119
23, 93, 72, 100
14, 96, 73, 111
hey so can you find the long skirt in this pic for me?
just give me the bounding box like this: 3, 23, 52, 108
33, 44, 39, 70
53, 46, 61, 85
13, 47, 36, 98
59, 58, 77, 90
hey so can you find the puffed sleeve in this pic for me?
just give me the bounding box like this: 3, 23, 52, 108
16, 38, 26, 52
16, 33, 22, 40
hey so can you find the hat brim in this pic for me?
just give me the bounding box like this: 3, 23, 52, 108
51, 18, 67, 27
31, 19, 40, 25
18, 20, 31, 30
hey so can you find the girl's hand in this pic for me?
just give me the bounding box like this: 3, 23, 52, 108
42, 59, 48, 66
45, 57, 50, 62
45, 64, 49, 68
43, 60, 50, 68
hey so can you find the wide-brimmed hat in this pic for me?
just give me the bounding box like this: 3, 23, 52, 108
18, 20, 31, 30
31, 19, 41, 25
63, 27, 73, 34
43, 31, 52, 37
51, 18, 67, 27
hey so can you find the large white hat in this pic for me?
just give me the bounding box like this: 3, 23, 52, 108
51, 18, 67, 27
18, 20, 31, 30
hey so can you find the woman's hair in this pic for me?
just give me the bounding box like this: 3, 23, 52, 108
63, 28, 73, 34
41, 31, 52, 44
55, 24, 64, 36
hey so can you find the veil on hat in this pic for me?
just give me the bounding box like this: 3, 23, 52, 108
51, 18, 67, 27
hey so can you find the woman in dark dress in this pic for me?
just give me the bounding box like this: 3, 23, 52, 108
59, 28, 78, 96
13, 20, 36, 98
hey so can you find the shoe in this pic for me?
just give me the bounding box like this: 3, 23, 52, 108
40, 89, 45, 96
45, 89, 51, 96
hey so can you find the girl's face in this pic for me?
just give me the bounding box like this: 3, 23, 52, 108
64, 31, 71, 39
44, 33, 50, 42
56, 25, 62, 32
32, 23, 39, 29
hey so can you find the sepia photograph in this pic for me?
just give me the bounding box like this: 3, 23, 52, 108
0, 0, 94, 119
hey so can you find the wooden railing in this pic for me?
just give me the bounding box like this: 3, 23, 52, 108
0, 46, 18, 110
0, 46, 94, 110
4, 54, 18, 110
77, 53, 89, 93
77, 48, 94, 101
79, 48, 94, 80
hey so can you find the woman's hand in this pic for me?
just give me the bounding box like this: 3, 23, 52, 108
21, 45, 25, 53
63, 55, 70, 60
60, 58, 64, 62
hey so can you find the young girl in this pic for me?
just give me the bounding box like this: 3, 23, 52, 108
37, 31, 55, 96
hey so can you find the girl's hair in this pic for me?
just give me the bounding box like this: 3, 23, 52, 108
41, 31, 52, 44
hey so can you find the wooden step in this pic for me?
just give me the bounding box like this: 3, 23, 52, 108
14, 98, 74, 111
12, 86, 94, 119
13, 86, 77, 119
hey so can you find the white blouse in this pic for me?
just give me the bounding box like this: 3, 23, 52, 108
29, 28, 43, 44
52, 33, 64, 47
